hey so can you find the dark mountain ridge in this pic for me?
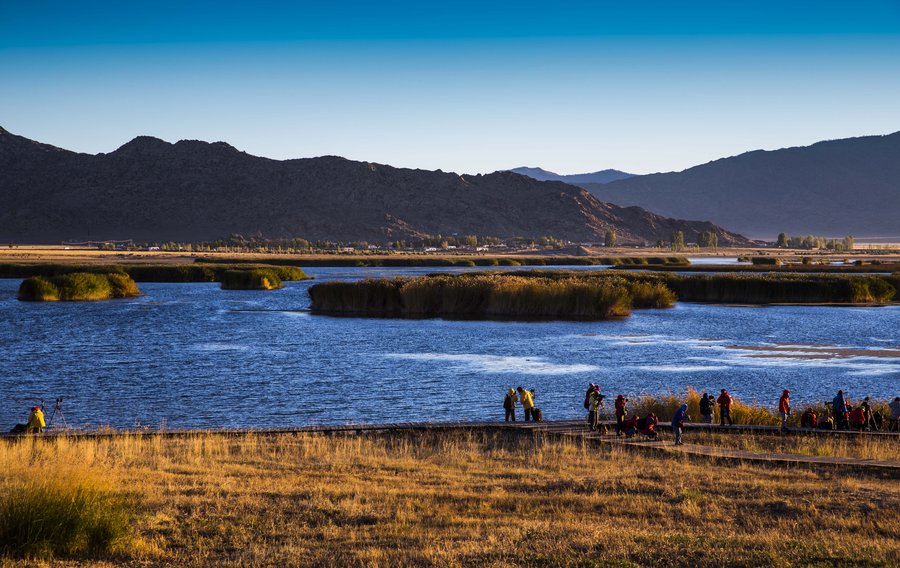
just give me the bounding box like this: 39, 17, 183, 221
0, 127, 748, 245
580, 132, 900, 239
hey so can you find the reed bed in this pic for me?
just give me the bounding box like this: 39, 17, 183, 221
309, 273, 675, 320
17, 273, 141, 301
220, 269, 284, 290
628, 389, 785, 426
0, 263, 309, 283
662, 273, 896, 304
1, 430, 896, 566
309, 270, 897, 320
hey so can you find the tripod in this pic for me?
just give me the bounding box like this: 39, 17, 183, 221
46, 398, 68, 430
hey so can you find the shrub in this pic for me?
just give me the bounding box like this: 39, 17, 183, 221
0, 472, 132, 559
220, 269, 284, 290
750, 257, 782, 265
18, 273, 140, 302
17, 276, 59, 301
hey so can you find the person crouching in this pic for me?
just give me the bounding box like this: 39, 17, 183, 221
27, 406, 45, 434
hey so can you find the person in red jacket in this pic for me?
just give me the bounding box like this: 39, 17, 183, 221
622, 414, 640, 438
717, 389, 734, 426
848, 405, 866, 431
800, 408, 818, 428
614, 395, 628, 436
778, 390, 791, 430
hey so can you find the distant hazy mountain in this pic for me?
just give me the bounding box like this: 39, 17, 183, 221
580, 133, 900, 239
0, 127, 748, 245
509, 167, 635, 185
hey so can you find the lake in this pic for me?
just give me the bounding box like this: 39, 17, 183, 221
1, 266, 898, 429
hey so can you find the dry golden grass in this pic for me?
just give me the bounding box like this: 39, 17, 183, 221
682, 431, 900, 461
1, 430, 898, 567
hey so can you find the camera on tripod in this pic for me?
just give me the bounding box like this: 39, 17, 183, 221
44, 397, 68, 430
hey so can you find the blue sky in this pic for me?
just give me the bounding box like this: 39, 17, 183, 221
2, 1, 899, 174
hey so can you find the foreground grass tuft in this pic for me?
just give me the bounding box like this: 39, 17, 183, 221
0, 470, 133, 560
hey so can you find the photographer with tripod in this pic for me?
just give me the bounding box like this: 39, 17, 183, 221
9, 398, 67, 434
26, 405, 45, 433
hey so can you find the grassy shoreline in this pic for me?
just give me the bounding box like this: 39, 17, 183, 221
0, 263, 309, 283
195, 254, 691, 267
2, 429, 897, 566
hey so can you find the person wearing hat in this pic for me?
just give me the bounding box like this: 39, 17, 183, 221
778, 390, 791, 431
716, 389, 733, 426
503, 388, 518, 422
26, 405, 45, 434
672, 403, 689, 445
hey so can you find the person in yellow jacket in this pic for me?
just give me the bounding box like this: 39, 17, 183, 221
517, 386, 535, 421
27, 406, 45, 434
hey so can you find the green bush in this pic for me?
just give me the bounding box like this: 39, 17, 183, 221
750, 257, 782, 266
0, 475, 133, 559
220, 269, 284, 290
18, 273, 140, 302
16, 276, 59, 301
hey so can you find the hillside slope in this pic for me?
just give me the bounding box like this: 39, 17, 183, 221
0, 127, 747, 245
581, 132, 900, 239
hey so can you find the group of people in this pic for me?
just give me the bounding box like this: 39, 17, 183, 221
697, 390, 736, 426
503, 386, 542, 422
828, 390, 900, 432
573, 384, 900, 446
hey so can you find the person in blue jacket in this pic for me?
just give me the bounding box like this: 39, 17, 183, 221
672, 404, 689, 446
832, 390, 847, 429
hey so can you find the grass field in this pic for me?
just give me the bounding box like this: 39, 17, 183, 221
2, 429, 897, 566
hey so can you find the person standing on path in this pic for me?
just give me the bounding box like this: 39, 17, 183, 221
672, 404, 689, 446
717, 389, 734, 426
699, 393, 714, 424
778, 390, 791, 430
614, 395, 628, 436
832, 390, 848, 429
503, 388, 518, 422
588, 386, 604, 432
517, 386, 535, 422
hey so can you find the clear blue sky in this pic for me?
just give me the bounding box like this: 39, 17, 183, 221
2, 0, 899, 174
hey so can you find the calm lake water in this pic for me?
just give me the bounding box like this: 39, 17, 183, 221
1, 266, 898, 429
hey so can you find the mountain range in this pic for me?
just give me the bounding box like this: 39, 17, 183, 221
522, 133, 900, 240
507, 167, 634, 185
0, 127, 747, 246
